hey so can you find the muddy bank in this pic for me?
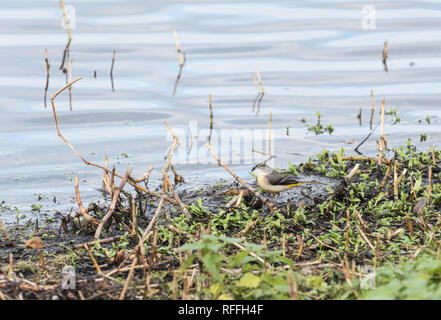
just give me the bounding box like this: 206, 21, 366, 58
1, 142, 440, 300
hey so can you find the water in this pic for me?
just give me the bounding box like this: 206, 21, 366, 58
0, 0, 440, 222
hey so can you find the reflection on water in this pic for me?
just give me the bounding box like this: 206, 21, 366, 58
0, 0, 440, 221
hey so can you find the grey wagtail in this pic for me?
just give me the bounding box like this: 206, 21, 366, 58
252, 163, 318, 194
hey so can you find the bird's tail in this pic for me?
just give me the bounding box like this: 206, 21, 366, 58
286, 182, 307, 189
287, 180, 324, 189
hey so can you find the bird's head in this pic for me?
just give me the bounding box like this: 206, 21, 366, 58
251, 162, 272, 174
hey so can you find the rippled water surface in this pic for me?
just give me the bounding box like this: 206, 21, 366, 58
1, 0, 440, 221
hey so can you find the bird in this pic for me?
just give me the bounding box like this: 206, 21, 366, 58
252, 163, 320, 195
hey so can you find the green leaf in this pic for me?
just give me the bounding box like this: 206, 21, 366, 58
180, 254, 196, 273
231, 249, 251, 267
209, 281, 223, 298
218, 293, 234, 300
202, 253, 224, 280
237, 272, 261, 288
179, 241, 205, 251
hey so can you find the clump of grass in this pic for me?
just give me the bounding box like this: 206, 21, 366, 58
302, 112, 334, 135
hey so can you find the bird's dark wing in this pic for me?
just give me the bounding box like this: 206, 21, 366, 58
266, 170, 300, 185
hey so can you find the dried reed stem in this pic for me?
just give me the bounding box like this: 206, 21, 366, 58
382, 41, 389, 72
94, 168, 132, 240
232, 242, 270, 268
8, 253, 13, 276
75, 176, 99, 225
239, 217, 261, 237
84, 244, 102, 274
44, 49, 50, 108
110, 50, 116, 92
50, 77, 178, 205
345, 164, 359, 183
355, 225, 376, 254
428, 166, 432, 204
256, 70, 264, 94
119, 255, 138, 300
0, 218, 10, 240
173, 29, 184, 67
162, 168, 190, 218
137, 196, 165, 255
393, 164, 398, 201
60, 1, 72, 41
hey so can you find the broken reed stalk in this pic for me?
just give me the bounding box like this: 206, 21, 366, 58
345, 164, 360, 183
83, 244, 102, 274
370, 89, 374, 130
102, 153, 112, 194
136, 196, 165, 259
131, 198, 138, 234
409, 176, 418, 201
205, 143, 275, 211
356, 225, 376, 255
75, 176, 99, 225
131, 166, 153, 184
256, 70, 264, 94
110, 50, 116, 75
393, 164, 398, 201
162, 168, 191, 218
232, 242, 269, 268
163, 137, 178, 194
225, 195, 239, 209
60, 1, 72, 41
44, 49, 50, 108
428, 166, 432, 204
378, 99, 385, 164
119, 255, 138, 300
354, 123, 379, 155
431, 147, 436, 165
382, 41, 389, 72
8, 253, 13, 276
0, 218, 10, 240
94, 168, 132, 240
50, 77, 178, 206
163, 121, 185, 184
239, 217, 261, 237
355, 210, 368, 230
208, 94, 213, 144
59, 1, 71, 71
173, 29, 184, 68
235, 190, 244, 207
110, 50, 116, 92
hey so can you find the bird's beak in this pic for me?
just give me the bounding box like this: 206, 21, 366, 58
251, 164, 259, 172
